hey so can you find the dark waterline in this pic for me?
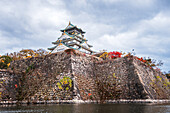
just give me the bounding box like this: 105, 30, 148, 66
0, 103, 169, 113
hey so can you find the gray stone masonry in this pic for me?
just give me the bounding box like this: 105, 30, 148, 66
0, 49, 169, 103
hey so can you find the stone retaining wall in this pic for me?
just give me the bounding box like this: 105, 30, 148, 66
0, 69, 17, 100
1, 51, 74, 101
94, 56, 169, 99
133, 58, 169, 99
71, 52, 100, 100
0, 49, 169, 103
94, 57, 148, 100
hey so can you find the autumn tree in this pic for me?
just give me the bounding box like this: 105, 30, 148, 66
0, 56, 13, 69
8, 49, 50, 60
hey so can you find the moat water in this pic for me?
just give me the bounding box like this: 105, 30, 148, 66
0, 103, 169, 113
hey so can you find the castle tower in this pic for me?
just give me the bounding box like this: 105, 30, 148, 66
48, 22, 94, 54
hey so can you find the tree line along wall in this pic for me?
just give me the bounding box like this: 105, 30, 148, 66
0, 49, 169, 102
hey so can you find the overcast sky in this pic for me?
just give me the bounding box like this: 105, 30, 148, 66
0, 0, 170, 72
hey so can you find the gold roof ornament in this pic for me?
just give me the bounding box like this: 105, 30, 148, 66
58, 43, 63, 46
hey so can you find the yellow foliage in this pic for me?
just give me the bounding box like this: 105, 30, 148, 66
66, 87, 69, 90
7, 63, 10, 67
34, 53, 39, 57
58, 86, 62, 89
64, 80, 68, 84
163, 84, 167, 87
7, 49, 49, 61
58, 76, 72, 90
57, 82, 62, 89
156, 76, 162, 82
125, 53, 131, 57
165, 81, 170, 86
149, 82, 153, 86
1, 60, 4, 63
27, 56, 32, 58
122, 52, 126, 55
113, 73, 116, 78
57, 82, 60, 86
99, 52, 108, 58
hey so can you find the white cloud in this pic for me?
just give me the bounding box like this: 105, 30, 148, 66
94, 12, 170, 51
129, 0, 156, 7
0, 31, 28, 54
137, 12, 170, 33
96, 31, 138, 51
95, 0, 156, 7
90, 11, 170, 71
70, 0, 88, 7
99, 0, 123, 3
0, 0, 71, 54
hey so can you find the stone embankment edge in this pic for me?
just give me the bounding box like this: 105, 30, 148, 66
0, 99, 169, 105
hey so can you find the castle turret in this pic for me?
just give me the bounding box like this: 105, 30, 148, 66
48, 22, 94, 54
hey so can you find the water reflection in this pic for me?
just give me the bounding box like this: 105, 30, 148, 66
0, 103, 169, 113
72, 104, 170, 113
